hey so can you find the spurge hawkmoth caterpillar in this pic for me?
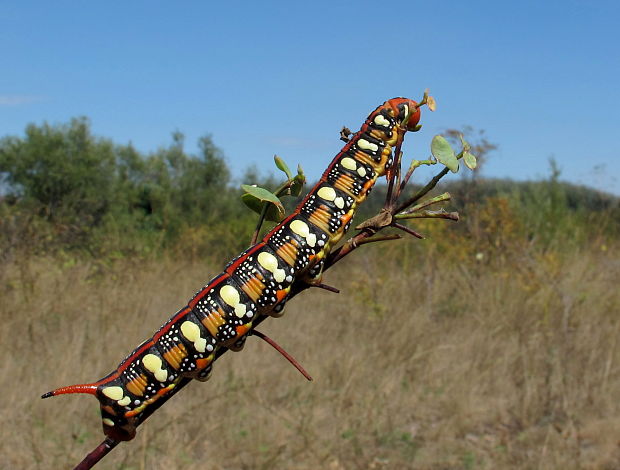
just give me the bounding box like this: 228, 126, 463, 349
42, 97, 422, 444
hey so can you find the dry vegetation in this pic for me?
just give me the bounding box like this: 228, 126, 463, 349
1, 234, 619, 470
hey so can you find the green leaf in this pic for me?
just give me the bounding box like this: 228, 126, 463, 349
241, 193, 285, 222
240, 184, 285, 222
431, 135, 459, 173
458, 134, 471, 152
463, 152, 477, 170
289, 164, 306, 197
273, 155, 292, 180
241, 184, 282, 206
290, 175, 305, 197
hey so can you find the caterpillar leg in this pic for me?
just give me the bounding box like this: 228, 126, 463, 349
305, 258, 325, 285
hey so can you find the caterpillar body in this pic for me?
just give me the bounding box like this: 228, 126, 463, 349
43, 98, 422, 442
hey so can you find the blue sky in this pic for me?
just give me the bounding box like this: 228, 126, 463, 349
1, 1, 619, 194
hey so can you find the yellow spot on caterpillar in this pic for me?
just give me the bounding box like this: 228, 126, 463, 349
143, 354, 168, 382
357, 167, 367, 177
290, 219, 309, 237
219, 285, 246, 318
317, 186, 336, 201
374, 114, 390, 127
220, 285, 240, 306
181, 321, 207, 352
102, 386, 124, 401
258, 251, 278, 272
358, 139, 378, 152
102, 418, 115, 427
290, 219, 316, 247
340, 157, 357, 171
180, 321, 200, 342
258, 251, 286, 283
274, 269, 285, 283
117, 396, 131, 406
334, 197, 345, 209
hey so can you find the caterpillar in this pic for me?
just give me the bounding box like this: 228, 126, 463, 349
42, 97, 422, 443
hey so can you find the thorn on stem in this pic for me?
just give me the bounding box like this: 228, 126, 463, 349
311, 283, 340, 294
392, 222, 424, 239
251, 330, 313, 381
356, 234, 402, 246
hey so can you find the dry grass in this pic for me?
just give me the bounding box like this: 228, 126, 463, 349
1, 242, 619, 469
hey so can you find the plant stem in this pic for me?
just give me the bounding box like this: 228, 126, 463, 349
394, 167, 449, 214
398, 192, 451, 216
395, 209, 459, 221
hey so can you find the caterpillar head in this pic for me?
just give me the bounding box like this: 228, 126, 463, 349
387, 97, 421, 131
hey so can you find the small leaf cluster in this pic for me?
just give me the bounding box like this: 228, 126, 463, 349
241, 156, 305, 223
430, 134, 478, 173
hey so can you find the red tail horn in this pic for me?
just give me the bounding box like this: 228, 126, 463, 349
41, 383, 98, 399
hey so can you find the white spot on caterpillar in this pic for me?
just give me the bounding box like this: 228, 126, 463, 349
374, 114, 390, 127
102, 386, 124, 401
402, 104, 409, 120
102, 418, 115, 427
358, 139, 378, 152
340, 157, 357, 171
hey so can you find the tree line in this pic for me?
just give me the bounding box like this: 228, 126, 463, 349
1, 117, 618, 261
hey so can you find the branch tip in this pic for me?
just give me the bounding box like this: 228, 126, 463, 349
251, 330, 313, 381
312, 283, 340, 294
392, 222, 424, 239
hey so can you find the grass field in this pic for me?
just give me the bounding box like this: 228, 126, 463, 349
1, 238, 619, 469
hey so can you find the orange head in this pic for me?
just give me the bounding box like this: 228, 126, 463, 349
386, 97, 421, 130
